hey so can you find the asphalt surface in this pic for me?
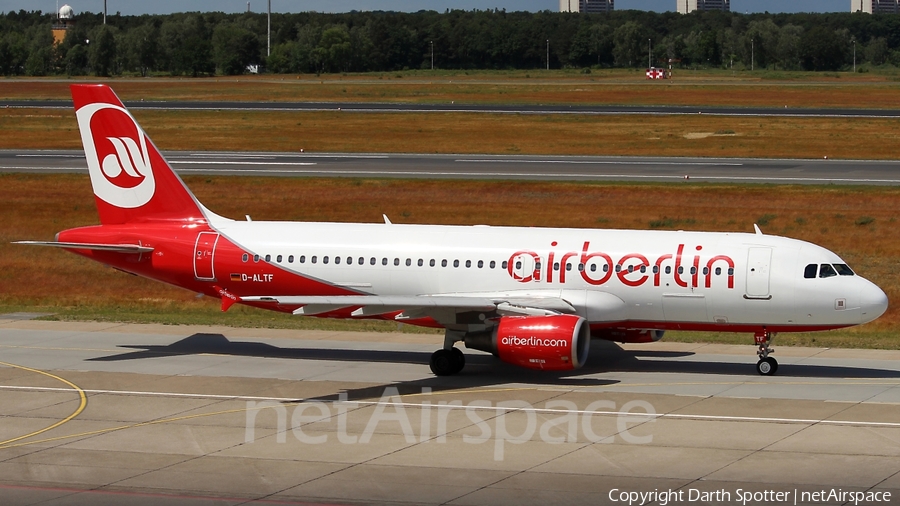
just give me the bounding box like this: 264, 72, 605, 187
3, 149, 900, 185
5, 99, 900, 118
1, 318, 899, 505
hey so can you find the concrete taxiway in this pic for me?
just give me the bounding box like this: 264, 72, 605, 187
1, 316, 899, 505
3, 150, 900, 185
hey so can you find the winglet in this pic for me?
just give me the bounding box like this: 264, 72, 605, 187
753, 224, 763, 235
213, 286, 241, 312
383, 214, 392, 225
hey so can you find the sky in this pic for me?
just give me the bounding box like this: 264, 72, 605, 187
5, 0, 852, 15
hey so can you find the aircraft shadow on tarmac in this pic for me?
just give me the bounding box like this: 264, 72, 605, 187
86, 333, 899, 382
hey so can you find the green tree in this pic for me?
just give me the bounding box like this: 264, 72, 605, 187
212, 22, 260, 75
801, 26, 846, 71
318, 25, 351, 73
88, 24, 117, 76
775, 24, 803, 70
865, 36, 889, 65
613, 21, 649, 68
123, 23, 158, 76
64, 44, 88, 75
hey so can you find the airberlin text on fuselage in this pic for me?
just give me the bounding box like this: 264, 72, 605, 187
507, 241, 735, 289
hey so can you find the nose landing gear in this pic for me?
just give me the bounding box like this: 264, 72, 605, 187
754, 330, 778, 376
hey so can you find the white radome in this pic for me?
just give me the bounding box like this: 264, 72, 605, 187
59, 4, 75, 19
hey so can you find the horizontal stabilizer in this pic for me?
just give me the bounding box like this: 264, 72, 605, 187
13, 241, 154, 253
242, 295, 498, 311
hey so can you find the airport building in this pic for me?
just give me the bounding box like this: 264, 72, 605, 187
559, 0, 614, 13
51, 4, 75, 45
852, 0, 899, 13
676, 0, 730, 13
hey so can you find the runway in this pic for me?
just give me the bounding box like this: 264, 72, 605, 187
5, 99, 900, 118
4, 150, 900, 185
1, 317, 899, 505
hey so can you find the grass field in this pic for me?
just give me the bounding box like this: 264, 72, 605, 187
2, 174, 897, 348
3, 108, 900, 159
2, 70, 900, 108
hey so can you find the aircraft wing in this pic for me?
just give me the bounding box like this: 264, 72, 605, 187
14, 241, 154, 253
238, 293, 578, 322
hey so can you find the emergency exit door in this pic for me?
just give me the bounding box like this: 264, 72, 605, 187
193, 232, 219, 281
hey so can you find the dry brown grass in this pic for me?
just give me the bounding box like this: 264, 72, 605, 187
2, 175, 898, 335
2, 75, 900, 108
3, 108, 900, 159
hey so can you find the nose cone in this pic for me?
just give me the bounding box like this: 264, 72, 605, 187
859, 281, 889, 323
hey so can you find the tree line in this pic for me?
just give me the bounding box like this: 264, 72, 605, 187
1, 8, 899, 76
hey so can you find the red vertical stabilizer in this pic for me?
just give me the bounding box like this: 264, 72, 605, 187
71, 84, 205, 225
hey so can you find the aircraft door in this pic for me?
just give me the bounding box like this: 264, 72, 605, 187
745, 247, 772, 299
193, 231, 219, 281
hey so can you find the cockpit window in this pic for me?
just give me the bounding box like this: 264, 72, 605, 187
804, 264, 817, 279
819, 264, 837, 278
834, 264, 855, 276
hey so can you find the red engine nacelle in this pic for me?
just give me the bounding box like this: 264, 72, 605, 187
464, 314, 591, 371
593, 328, 665, 344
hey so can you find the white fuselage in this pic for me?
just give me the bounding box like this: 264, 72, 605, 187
211, 217, 887, 331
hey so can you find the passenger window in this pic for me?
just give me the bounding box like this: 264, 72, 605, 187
466, 260, 471, 268
554, 262, 560, 271
299, 255, 306, 263
382, 258, 388, 266
819, 264, 837, 278
242, 253, 249, 262
603, 264, 609, 272
454, 260, 460, 268
567, 264, 573, 272
615, 265, 621, 273
728, 268, 734, 275
478, 260, 484, 268
804, 264, 817, 279
590, 264, 597, 272
652, 266, 659, 274
253, 254, 259, 262
370, 257, 376, 265
406, 258, 412, 266
442, 259, 448, 267
715, 267, 721, 275
323, 256, 329, 264
311, 256, 317, 264
665, 266, 671, 274
501, 261, 508, 269
639, 265, 646, 273
677, 266, 684, 274
265, 254, 271, 262
288, 255, 294, 263
276, 255, 282, 263
335, 256, 341, 264
834, 264, 854, 276
430, 259, 436, 267
394, 258, 400, 266
347, 257, 352, 265
359, 257, 364, 265
418, 259, 424, 267
490, 261, 496, 269
690, 267, 696, 275
515, 261, 522, 269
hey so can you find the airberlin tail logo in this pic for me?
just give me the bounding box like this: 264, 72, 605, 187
76, 102, 156, 208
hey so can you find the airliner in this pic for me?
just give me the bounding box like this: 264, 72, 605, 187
17, 84, 889, 377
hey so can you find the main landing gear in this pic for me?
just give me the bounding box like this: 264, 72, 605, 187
754, 330, 778, 376
430, 347, 465, 376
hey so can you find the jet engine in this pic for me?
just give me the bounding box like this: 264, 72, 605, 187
464, 314, 590, 371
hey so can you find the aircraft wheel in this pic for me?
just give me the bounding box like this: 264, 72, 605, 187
756, 357, 778, 376
430, 349, 458, 376
450, 347, 465, 374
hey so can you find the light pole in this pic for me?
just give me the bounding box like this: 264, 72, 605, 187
267, 0, 271, 57
852, 39, 856, 72
648, 38, 651, 68
751, 38, 754, 71
546, 39, 549, 71
431, 41, 434, 70
103, 0, 106, 24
